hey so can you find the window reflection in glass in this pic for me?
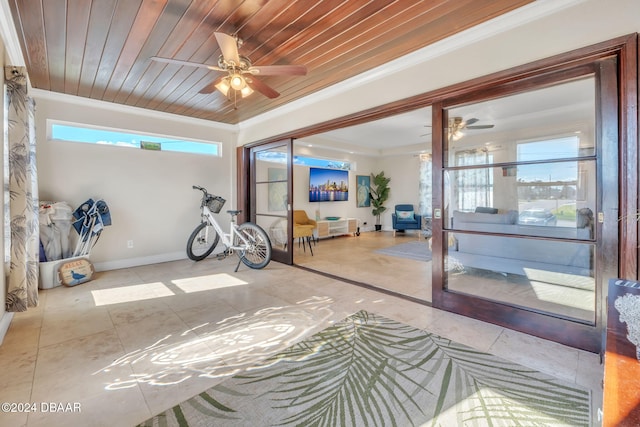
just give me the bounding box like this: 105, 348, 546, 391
444, 160, 596, 240
444, 231, 595, 323
440, 76, 597, 324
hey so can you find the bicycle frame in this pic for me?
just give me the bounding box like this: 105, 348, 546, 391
201, 205, 251, 252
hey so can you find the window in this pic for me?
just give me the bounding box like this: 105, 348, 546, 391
49, 122, 221, 156
256, 151, 353, 170
516, 135, 586, 162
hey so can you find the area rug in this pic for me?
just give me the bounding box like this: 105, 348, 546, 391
137, 311, 590, 427
374, 240, 432, 261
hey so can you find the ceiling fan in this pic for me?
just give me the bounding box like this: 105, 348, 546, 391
448, 117, 494, 140
150, 32, 307, 103
420, 117, 494, 138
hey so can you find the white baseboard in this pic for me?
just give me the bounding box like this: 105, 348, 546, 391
92, 251, 186, 272
0, 311, 14, 346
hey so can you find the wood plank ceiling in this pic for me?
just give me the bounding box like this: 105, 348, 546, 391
8, 0, 534, 125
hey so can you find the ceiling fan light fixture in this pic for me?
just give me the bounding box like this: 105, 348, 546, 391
229, 73, 246, 90
214, 79, 231, 96
240, 85, 253, 97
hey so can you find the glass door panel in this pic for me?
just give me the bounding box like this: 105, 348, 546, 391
252, 141, 292, 265
442, 76, 598, 324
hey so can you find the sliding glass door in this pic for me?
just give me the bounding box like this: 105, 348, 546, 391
250, 139, 293, 265
433, 59, 619, 352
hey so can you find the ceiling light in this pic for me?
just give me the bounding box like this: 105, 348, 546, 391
214, 79, 230, 96
229, 73, 246, 90
214, 74, 254, 101
240, 85, 253, 97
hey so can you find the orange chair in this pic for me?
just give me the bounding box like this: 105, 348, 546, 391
293, 210, 317, 255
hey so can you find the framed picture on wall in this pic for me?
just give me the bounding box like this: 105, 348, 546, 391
356, 175, 370, 207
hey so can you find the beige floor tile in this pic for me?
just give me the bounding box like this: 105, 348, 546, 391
0, 410, 28, 427
85, 267, 145, 289
30, 330, 130, 403
40, 284, 97, 312
108, 336, 229, 414
425, 309, 504, 353
26, 385, 149, 427
488, 328, 581, 382
38, 305, 113, 348
109, 302, 194, 353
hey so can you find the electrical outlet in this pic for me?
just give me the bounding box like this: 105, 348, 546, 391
127, 240, 134, 249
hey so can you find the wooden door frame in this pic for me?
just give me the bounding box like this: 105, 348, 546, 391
239, 139, 294, 265
432, 41, 638, 352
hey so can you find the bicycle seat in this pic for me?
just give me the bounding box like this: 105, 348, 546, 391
226, 210, 242, 216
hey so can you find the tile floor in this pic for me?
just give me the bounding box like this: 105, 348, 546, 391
0, 252, 603, 427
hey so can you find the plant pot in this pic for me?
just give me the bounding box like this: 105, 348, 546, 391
375, 224, 382, 232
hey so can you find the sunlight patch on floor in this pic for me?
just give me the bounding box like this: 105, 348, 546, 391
528, 280, 595, 311
91, 282, 174, 306
523, 267, 595, 291
172, 273, 248, 293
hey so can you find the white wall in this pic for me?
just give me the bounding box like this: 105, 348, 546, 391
377, 155, 422, 230
293, 144, 379, 231
35, 92, 237, 271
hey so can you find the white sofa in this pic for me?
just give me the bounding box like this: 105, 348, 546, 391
449, 210, 593, 277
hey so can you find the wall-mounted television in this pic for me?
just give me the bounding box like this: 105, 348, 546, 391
309, 167, 349, 202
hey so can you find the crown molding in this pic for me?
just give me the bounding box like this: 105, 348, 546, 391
31, 88, 238, 132
0, 0, 25, 66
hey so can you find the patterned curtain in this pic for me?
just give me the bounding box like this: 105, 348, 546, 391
417, 153, 432, 217
5, 66, 39, 312
454, 149, 493, 211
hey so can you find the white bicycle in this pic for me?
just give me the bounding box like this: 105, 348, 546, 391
186, 185, 272, 271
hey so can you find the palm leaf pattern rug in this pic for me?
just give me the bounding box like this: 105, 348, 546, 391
138, 310, 590, 426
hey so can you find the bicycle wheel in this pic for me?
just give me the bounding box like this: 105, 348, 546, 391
186, 222, 220, 261
236, 222, 272, 269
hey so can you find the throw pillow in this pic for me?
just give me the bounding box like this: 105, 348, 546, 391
397, 210, 414, 220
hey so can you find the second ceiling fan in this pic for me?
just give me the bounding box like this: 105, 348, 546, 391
151, 32, 307, 101
448, 117, 494, 140
421, 117, 494, 138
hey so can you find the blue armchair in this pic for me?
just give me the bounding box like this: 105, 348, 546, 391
392, 204, 422, 236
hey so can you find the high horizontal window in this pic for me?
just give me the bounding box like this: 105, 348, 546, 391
256, 151, 353, 170
49, 122, 221, 156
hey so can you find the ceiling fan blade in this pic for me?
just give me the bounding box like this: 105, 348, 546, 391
246, 76, 279, 98
214, 32, 241, 65
199, 76, 225, 94
467, 124, 495, 129
248, 65, 307, 76
465, 118, 479, 126
150, 56, 223, 71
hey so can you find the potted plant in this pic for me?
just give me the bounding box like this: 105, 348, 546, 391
370, 171, 391, 231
